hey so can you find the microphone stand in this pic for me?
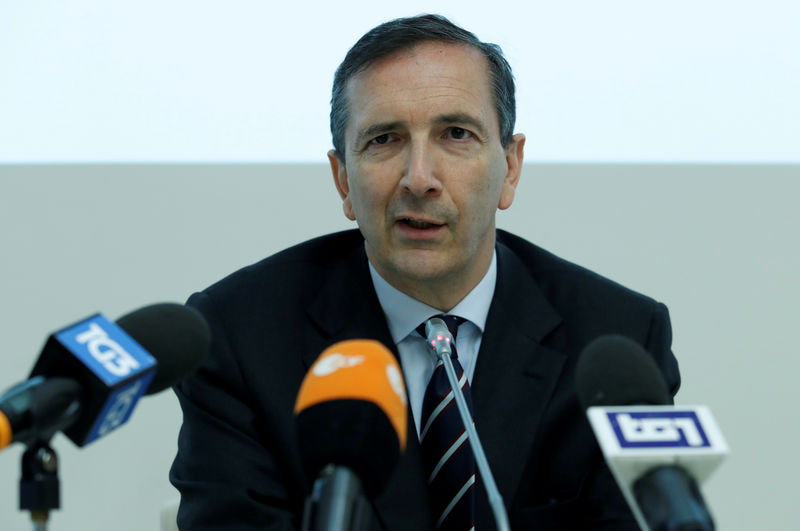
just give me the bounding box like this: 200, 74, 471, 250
426, 318, 511, 531
20, 439, 60, 531
302, 464, 373, 531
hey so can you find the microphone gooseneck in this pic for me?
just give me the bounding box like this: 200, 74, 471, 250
424, 318, 510, 531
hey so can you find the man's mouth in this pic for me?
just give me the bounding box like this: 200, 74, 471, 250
399, 218, 443, 230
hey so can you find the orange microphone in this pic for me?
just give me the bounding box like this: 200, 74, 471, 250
295, 340, 407, 530
295, 339, 407, 495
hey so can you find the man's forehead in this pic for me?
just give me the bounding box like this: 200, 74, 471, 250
351, 40, 487, 84
343, 41, 495, 133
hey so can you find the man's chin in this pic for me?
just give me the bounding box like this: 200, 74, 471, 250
376, 251, 458, 285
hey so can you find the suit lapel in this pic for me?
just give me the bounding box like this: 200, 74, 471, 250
472, 241, 565, 510
305, 242, 434, 531
303, 243, 393, 368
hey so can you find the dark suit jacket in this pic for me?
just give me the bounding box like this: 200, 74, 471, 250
170, 229, 680, 530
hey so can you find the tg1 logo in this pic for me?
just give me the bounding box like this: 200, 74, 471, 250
609, 411, 711, 449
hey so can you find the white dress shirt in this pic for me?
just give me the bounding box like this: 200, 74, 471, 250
368, 251, 497, 438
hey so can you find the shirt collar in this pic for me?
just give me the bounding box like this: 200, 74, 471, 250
369, 249, 497, 344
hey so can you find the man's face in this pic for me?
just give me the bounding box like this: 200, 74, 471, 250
329, 41, 524, 308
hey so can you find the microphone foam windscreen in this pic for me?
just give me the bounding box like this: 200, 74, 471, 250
116, 303, 210, 395
575, 334, 670, 409
294, 340, 407, 496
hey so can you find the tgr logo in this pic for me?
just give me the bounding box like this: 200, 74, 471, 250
97, 380, 144, 437
75, 322, 141, 377
611, 411, 710, 448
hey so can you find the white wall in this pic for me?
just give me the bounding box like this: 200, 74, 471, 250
0, 164, 798, 530
1, 1, 799, 163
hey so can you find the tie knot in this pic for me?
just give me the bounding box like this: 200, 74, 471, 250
416, 314, 466, 340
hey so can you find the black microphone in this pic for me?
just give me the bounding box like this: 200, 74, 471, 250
576, 335, 727, 531
0, 303, 210, 450
575, 334, 671, 408
294, 340, 408, 531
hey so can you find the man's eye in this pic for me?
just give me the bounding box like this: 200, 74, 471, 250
447, 127, 472, 140
370, 134, 392, 145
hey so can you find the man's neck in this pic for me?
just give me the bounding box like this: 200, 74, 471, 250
386, 278, 476, 312
368, 252, 496, 312
368, 250, 497, 345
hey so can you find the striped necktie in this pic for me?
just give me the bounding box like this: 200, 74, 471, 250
417, 315, 477, 531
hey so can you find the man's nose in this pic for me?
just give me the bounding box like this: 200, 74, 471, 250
399, 141, 442, 197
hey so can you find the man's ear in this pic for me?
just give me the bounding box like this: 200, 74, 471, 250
498, 133, 525, 210
328, 149, 355, 221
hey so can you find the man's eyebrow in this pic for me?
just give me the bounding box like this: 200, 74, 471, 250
435, 113, 488, 138
352, 114, 489, 149
354, 122, 403, 149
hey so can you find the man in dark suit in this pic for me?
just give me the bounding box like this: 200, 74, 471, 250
170, 14, 680, 530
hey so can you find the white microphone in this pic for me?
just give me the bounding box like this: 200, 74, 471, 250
576, 335, 729, 531
424, 317, 510, 531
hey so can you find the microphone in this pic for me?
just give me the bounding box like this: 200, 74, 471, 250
424, 318, 511, 531
294, 339, 407, 531
0, 303, 210, 449
576, 335, 729, 531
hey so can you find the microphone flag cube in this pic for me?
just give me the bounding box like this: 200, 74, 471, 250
587, 405, 729, 530
31, 314, 156, 445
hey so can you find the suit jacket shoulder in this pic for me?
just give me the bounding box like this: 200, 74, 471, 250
498, 229, 660, 311
496, 229, 679, 379
202, 229, 365, 305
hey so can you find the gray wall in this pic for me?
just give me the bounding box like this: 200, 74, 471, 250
1, 164, 797, 529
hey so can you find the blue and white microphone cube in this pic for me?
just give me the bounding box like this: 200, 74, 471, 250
587, 406, 729, 489
32, 313, 157, 446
